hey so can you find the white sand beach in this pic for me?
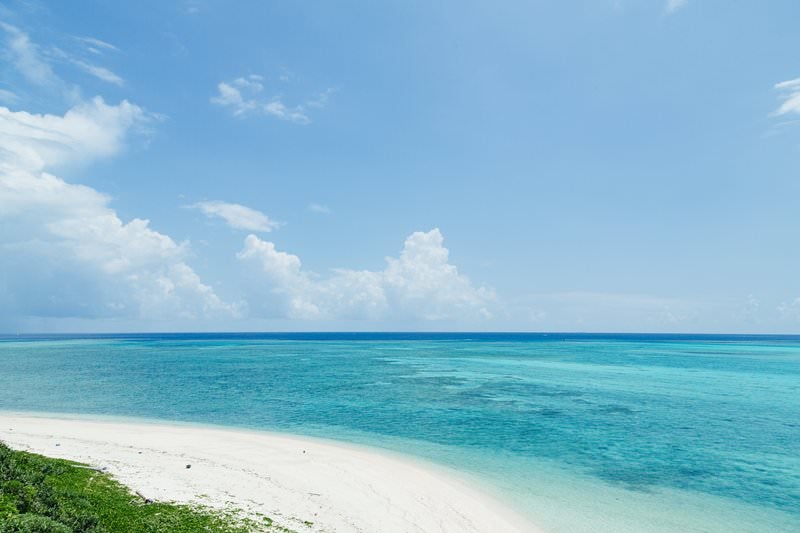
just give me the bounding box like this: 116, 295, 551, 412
0, 413, 536, 533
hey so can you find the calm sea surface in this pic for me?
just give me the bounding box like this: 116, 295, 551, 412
1, 333, 798, 532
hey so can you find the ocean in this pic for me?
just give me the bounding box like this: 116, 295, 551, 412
1, 333, 798, 532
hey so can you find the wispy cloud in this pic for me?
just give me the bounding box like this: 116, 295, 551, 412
211, 74, 333, 125
190, 200, 283, 232
75, 36, 119, 54
778, 297, 800, 322
0, 21, 60, 87
0, 88, 19, 104
772, 78, 800, 117
1, 23, 124, 93
665, 0, 688, 14
182, 1, 202, 15
308, 203, 332, 214
306, 87, 336, 109
71, 59, 124, 85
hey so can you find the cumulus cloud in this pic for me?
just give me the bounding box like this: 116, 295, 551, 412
211, 74, 332, 124
190, 200, 282, 232
237, 229, 494, 321
773, 78, 800, 117
0, 98, 239, 323
665, 0, 688, 14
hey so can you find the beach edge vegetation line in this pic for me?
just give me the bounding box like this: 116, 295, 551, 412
0, 442, 290, 532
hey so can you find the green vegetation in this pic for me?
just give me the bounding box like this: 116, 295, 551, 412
0, 442, 289, 532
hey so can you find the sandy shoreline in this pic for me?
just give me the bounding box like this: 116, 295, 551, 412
0, 413, 537, 532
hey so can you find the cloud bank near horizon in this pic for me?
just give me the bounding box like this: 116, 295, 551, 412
0, 97, 240, 323
0, 93, 492, 326
237, 228, 495, 321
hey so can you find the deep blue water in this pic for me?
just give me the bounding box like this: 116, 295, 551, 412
1, 333, 799, 532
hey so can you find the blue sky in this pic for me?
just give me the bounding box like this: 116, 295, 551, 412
1, 0, 799, 333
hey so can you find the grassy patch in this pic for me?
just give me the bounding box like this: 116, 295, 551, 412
0, 442, 289, 532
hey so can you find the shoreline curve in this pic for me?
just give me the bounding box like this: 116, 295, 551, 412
0, 412, 539, 533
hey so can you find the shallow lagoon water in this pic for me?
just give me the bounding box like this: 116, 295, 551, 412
1, 333, 798, 532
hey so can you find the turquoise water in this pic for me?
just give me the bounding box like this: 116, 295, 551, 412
1, 333, 799, 532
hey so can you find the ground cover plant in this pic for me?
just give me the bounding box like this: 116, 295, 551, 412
0, 442, 288, 532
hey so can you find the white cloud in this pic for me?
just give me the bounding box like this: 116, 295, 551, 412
1, 23, 124, 97
71, 59, 124, 86
211, 74, 332, 124
237, 228, 494, 321
75, 36, 119, 53
0, 97, 239, 322
308, 203, 331, 214
210, 77, 259, 116
0, 21, 60, 87
383, 229, 495, 320
190, 200, 282, 232
0, 96, 145, 171
773, 78, 800, 117
665, 0, 688, 14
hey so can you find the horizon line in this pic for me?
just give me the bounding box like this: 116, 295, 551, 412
2, 331, 799, 338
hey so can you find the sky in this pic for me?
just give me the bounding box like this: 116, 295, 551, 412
1, 0, 799, 333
